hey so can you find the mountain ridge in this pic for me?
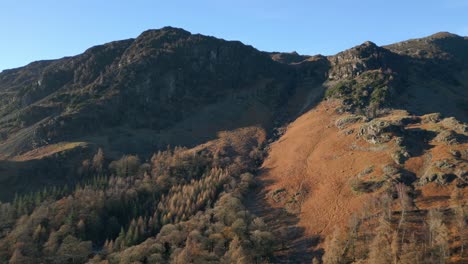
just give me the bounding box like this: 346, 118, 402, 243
0, 27, 467, 199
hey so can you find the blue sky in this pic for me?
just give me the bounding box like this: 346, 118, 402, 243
1, 0, 467, 72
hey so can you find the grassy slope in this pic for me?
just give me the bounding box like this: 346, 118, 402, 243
257, 100, 467, 261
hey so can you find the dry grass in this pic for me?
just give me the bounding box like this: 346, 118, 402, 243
12, 141, 88, 161
257, 99, 467, 255
260, 101, 393, 238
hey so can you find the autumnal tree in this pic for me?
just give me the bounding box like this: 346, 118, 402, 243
450, 187, 466, 258
55, 235, 92, 264
43, 230, 60, 256
222, 236, 251, 264
32, 224, 46, 242
92, 148, 105, 173
368, 216, 393, 264
399, 233, 422, 264
426, 209, 449, 262
395, 183, 411, 231
453, 206, 466, 258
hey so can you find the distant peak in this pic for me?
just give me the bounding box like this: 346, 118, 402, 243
348, 40, 381, 55
361, 40, 377, 47
138, 26, 191, 40
159, 26, 191, 34
428, 31, 460, 39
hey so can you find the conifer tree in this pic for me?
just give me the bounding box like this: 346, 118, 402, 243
9, 248, 27, 264
92, 148, 105, 173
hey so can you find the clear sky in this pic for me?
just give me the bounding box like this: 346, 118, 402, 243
1, 0, 467, 72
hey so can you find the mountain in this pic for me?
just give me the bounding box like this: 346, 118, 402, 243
0, 27, 329, 198
0, 27, 466, 263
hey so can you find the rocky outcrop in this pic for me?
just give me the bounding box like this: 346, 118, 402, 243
419, 158, 467, 186
439, 117, 468, 134
328, 41, 398, 80
434, 130, 464, 145
269, 51, 311, 64
335, 114, 367, 129
358, 119, 402, 144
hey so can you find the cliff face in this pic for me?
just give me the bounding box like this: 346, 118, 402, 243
328, 41, 397, 80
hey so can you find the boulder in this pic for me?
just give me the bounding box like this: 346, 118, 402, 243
335, 114, 367, 129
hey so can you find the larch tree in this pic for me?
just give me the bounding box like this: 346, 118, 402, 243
368, 215, 393, 264
223, 236, 251, 264
454, 206, 466, 258
450, 187, 466, 258
427, 209, 449, 262
399, 233, 422, 264
92, 148, 105, 173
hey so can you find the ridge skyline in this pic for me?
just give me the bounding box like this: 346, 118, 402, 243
2, 26, 466, 73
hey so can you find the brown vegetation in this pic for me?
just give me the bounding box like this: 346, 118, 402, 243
257, 100, 467, 262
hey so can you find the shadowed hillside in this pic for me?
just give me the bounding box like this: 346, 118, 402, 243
0, 27, 329, 200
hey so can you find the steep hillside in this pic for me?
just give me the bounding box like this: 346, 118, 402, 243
0, 28, 466, 263
0, 27, 307, 157
385, 32, 468, 121
326, 35, 468, 121
254, 32, 468, 262
0, 27, 329, 200
257, 99, 467, 262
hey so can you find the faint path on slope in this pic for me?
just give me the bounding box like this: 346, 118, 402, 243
245, 172, 321, 263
